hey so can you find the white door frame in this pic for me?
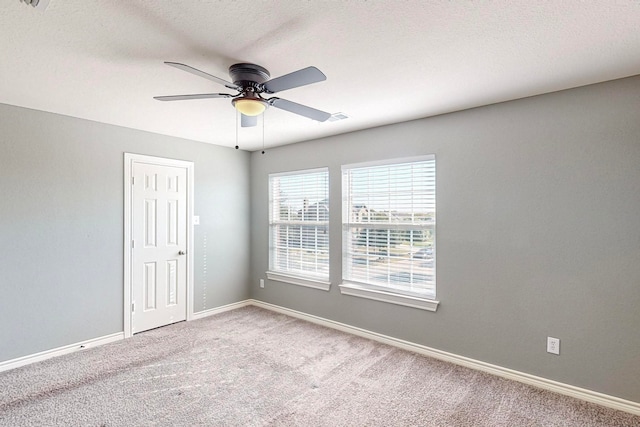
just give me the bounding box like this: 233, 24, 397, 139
123, 153, 195, 338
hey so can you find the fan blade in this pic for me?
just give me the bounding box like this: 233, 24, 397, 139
269, 98, 331, 122
165, 62, 240, 90
263, 66, 326, 93
154, 93, 233, 101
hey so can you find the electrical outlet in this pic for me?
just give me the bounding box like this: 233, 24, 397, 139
547, 337, 560, 355
259, 279, 265, 289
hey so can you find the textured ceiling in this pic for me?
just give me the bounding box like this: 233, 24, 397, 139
2, 1, 640, 151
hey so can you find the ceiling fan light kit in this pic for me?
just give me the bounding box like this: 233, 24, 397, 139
155, 61, 331, 127
232, 97, 267, 116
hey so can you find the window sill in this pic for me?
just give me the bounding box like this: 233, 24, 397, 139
339, 282, 439, 312
266, 271, 331, 291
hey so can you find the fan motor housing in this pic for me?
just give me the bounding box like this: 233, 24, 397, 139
229, 63, 270, 88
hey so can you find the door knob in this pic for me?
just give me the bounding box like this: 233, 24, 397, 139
178, 250, 185, 255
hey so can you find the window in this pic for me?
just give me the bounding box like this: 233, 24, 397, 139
341, 156, 438, 311
268, 168, 330, 290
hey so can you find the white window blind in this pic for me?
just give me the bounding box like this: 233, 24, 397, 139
342, 156, 436, 299
269, 168, 329, 281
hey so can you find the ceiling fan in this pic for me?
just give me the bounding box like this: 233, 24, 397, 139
154, 62, 331, 127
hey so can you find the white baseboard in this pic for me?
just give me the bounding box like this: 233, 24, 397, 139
0, 332, 124, 373
191, 300, 253, 320
249, 299, 640, 416
0, 301, 251, 374
3, 299, 638, 416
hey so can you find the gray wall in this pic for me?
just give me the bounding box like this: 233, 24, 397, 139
0, 104, 250, 363
250, 76, 640, 402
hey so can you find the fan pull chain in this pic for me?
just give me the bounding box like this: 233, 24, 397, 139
262, 113, 265, 154
235, 110, 239, 150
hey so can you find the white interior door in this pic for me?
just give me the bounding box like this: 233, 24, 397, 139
131, 161, 188, 333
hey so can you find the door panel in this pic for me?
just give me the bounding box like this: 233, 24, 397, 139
132, 162, 187, 333
143, 262, 157, 310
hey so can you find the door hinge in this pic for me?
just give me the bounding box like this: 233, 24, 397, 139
131, 302, 135, 312
131, 176, 135, 185
131, 240, 135, 248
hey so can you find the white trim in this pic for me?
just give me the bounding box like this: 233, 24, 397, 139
266, 271, 331, 291
0, 301, 250, 373
191, 300, 253, 320
0, 333, 123, 373
2, 299, 639, 416
123, 153, 195, 338
339, 282, 439, 311
249, 299, 640, 416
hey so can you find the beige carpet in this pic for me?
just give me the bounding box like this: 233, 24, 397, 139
1, 306, 638, 426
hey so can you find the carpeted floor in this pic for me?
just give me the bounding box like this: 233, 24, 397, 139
1, 306, 638, 426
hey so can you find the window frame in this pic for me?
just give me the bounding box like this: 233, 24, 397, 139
340, 156, 439, 311
267, 167, 331, 291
